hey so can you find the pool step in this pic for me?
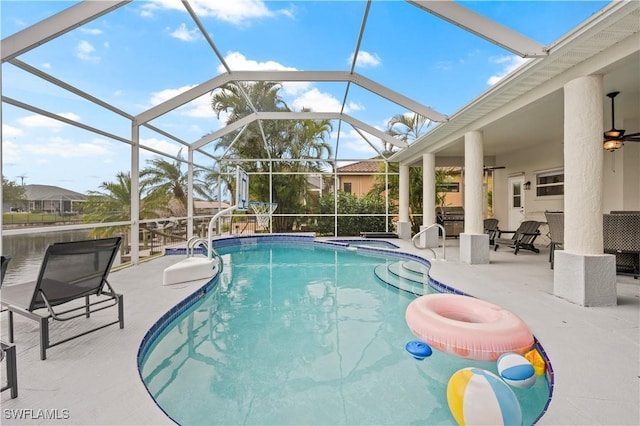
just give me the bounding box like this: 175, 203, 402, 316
374, 260, 430, 296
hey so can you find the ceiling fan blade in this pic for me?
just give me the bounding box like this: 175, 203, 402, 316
622, 132, 640, 142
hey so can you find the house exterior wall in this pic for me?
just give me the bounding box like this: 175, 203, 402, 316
338, 175, 375, 197
492, 136, 640, 230
494, 140, 565, 226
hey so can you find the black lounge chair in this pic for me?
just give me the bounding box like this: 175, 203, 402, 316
0, 237, 123, 360
1, 255, 10, 284
493, 221, 542, 254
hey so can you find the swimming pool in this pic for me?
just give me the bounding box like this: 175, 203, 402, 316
138, 235, 552, 425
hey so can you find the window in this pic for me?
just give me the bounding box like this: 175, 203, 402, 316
343, 182, 352, 193
536, 170, 564, 196
439, 183, 460, 193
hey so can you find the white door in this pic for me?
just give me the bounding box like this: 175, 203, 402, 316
507, 176, 525, 230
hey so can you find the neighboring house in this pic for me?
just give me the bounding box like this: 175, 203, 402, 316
20, 184, 87, 214
193, 200, 231, 216
336, 160, 381, 197
336, 160, 466, 206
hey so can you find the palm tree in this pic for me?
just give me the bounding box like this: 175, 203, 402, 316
84, 172, 151, 252
209, 82, 334, 231
384, 113, 432, 155
139, 152, 211, 217
370, 113, 445, 233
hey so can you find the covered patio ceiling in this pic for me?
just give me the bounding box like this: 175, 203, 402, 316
3, 0, 629, 188
390, 1, 640, 164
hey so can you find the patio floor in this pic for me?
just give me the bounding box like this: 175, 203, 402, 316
1, 237, 638, 425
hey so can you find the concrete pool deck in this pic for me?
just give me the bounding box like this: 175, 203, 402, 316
1, 237, 638, 425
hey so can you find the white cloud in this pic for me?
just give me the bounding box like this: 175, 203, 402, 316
1, 140, 21, 164
76, 40, 100, 63
80, 28, 103, 35
2, 124, 24, 138
347, 101, 364, 112
350, 51, 381, 68
139, 138, 183, 157
17, 113, 80, 129
337, 128, 381, 155
487, 55, 530, 86
149, 85, 196, 107
41, 63, 51, 69
180, 94, 218, 119
219, 51, 310, 96
23, 136, 112, 158
290, 88, 343, 113
170, 23, 199, 42
141, 0, 290, 24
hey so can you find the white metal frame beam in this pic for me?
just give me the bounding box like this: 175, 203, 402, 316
135, 70, 447, 125
408, 0, 548, 58
190, 111, 407, 151
1, 1, 131, 62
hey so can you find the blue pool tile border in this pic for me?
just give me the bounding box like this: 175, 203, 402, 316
150, 233, 554, 423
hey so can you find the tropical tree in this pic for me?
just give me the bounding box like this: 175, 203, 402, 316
139, 152, 211, 217
210, 82, 334, 232
384, 113, 432, 154
369, 112, 459, 233
84, 171, 189, 254
2, 176, 26, 209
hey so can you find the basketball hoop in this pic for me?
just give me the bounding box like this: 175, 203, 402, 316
250, 202, 278, 230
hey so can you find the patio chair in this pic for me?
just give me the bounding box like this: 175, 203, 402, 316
603, 213, 640, 278
493, 220, 542, 254
0, 237, 123, 360
483, 218, 500, 245
544, 211, 564, 269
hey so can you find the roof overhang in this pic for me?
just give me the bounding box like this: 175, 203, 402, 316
390, 0, 640, 166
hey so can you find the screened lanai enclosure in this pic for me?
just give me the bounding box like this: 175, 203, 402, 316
2, 0, 630, 265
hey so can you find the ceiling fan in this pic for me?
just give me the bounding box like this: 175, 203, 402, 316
603, 91, 640, 152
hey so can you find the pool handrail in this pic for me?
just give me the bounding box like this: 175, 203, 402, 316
412, 223, 446, 260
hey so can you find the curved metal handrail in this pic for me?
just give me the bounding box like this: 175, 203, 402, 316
412, 223, 446, 261
185, 237, 224, 273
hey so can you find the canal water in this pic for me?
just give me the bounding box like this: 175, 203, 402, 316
2, 230, 91, 285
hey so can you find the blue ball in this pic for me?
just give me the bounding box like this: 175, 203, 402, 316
497, 352, 536, 389
405, 340, 432, 360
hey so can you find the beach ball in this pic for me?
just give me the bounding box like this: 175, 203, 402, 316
497, 352, 536, 389
447, 367, 522, 426
405, 340, 432, 360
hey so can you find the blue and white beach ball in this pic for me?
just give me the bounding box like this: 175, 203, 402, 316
497, 352, 536, 389
447, 367, 522, 426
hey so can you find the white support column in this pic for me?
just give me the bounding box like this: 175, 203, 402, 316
187, 148, 194, 239
397, 163, 412, 239
554, 75, 616, 306
460, 130, 489, 264
130, 122, 140, 265
420, 153, 438, 247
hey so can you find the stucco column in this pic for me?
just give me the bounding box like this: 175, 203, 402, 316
460, 130, 489, 264
554, 75, 616, 306
397, 163, 411, 239
420, 153, 438, 247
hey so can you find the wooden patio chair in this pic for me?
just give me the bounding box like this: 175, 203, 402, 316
493, 220, 543, 254
0, 237, 123, 360
483, 218, 500, 246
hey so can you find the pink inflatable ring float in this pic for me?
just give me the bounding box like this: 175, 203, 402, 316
405, 294, 534, 362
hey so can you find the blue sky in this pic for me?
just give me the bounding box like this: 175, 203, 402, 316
1, 0, 609, 194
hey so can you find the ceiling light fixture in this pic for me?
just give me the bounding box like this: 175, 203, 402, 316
603, 91, 640, 152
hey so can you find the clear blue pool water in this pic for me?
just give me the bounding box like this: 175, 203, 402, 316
139, 239, 551, 425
